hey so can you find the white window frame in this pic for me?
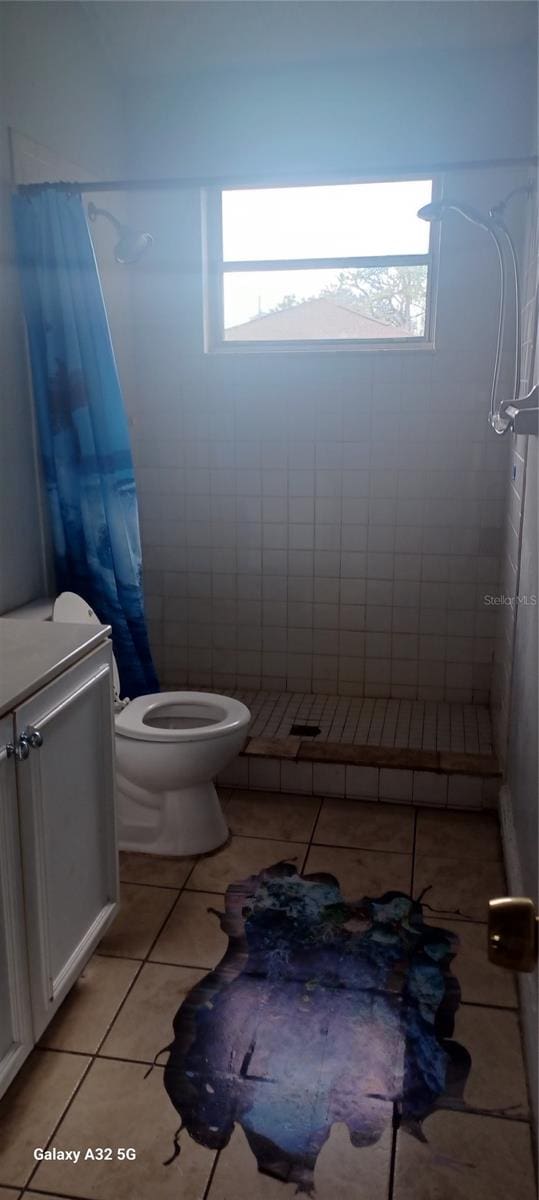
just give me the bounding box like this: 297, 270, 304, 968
203, 175, 440, 354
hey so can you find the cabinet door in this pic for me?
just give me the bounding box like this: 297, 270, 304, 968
15, 643, 119, 1038
0, 715, 33, 1096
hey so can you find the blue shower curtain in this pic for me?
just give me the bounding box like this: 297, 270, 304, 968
13, 185, 158, 698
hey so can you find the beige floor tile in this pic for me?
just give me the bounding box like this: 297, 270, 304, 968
303, 844, 412, 901
31, 1059, 215, 1200
208, 1118, 392, 1200
394, 1111, 536, 1200
429, 919, 517, 1008
98, 883, 178, 959
224, 790, 319, 841
314, 798, 414, 853
413, 856, 505, 923
0, 1050, 89, 1188
187, 837, 306, 893
150, 890, 228, 969
100, 962, 205, 1063
39, 956, 140, 1054
119, 851, 196, 888
416, 810, 502, 862
453, 1006, 529, 1117
0, 1190, 21, 1197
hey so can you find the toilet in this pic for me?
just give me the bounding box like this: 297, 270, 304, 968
52, 592, 251, 856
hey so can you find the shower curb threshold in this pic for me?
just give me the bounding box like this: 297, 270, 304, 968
242, 737, 501, 777
218, 739, 501, 810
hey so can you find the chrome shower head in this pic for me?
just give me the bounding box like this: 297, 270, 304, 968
87, 201, 153, 264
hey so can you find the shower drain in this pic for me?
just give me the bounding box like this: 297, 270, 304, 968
289, 724, 321, 737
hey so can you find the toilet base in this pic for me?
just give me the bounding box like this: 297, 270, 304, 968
117, 778, 229, 857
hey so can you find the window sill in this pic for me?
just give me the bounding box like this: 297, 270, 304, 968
206, 339, 436, 356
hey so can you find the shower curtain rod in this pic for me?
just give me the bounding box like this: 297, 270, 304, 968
16, 154, 538, 194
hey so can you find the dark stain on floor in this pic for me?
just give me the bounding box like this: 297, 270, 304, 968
162, 862, 470, 1192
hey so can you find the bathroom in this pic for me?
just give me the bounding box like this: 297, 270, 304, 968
0, 1, 537, 1197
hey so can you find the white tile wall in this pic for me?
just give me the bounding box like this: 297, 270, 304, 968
379, 768, 414, 802
413, 771, 448, 807
121, 172, 532, 702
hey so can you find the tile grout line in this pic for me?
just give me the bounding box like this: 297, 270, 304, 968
306, 838, 416, 858
208, 820, 317, 849
434, 1103, 530, 1125
22, 1187, 96, 1199
460, 999, 519, 1013
410, 804, 419, 897
35, 1047, 167, 1070
201, 1146, 222, 1200
387, 1103, 400, 1200
301, 793, 326, 876
22, 1053, 95, 1194
109, 875, 200, 889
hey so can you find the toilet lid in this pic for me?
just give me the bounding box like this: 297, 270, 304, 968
53, 591, 121, 698
115, 691, 251, 743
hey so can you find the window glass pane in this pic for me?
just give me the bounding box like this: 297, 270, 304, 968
223, 265, 428, 341
222, 180, 432, 262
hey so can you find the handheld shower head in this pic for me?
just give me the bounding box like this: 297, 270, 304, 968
87, 201, 153, 264
417, 199, 493, 232
417, 201, 445, 223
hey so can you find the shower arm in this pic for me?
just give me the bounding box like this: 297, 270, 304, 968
87, 201, 124, 235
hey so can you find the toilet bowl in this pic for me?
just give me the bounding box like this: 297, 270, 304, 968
52, 592, 251, 856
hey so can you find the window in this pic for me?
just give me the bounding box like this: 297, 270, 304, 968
205, 178, 437, 350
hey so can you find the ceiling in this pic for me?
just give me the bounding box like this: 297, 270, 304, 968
84, 0, 538, 82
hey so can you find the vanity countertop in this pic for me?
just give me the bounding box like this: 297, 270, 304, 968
0, 619, 111, 717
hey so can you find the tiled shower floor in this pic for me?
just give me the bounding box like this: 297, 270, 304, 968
0, 792, 534, 1200
232, 690, 494, 755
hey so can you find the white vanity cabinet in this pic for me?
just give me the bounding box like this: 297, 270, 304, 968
15, 643, 119, 1039
0, 629, 119, 1095
0, 714, 33, 1096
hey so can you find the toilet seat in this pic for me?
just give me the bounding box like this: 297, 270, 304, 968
115, 691, 250, 743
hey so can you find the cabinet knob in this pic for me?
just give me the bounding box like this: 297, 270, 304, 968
8, 737, 30, 761
23, 725, 43, 749
6, 727, 44, 760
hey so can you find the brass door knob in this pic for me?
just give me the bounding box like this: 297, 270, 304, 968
488, 897, 538, 972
